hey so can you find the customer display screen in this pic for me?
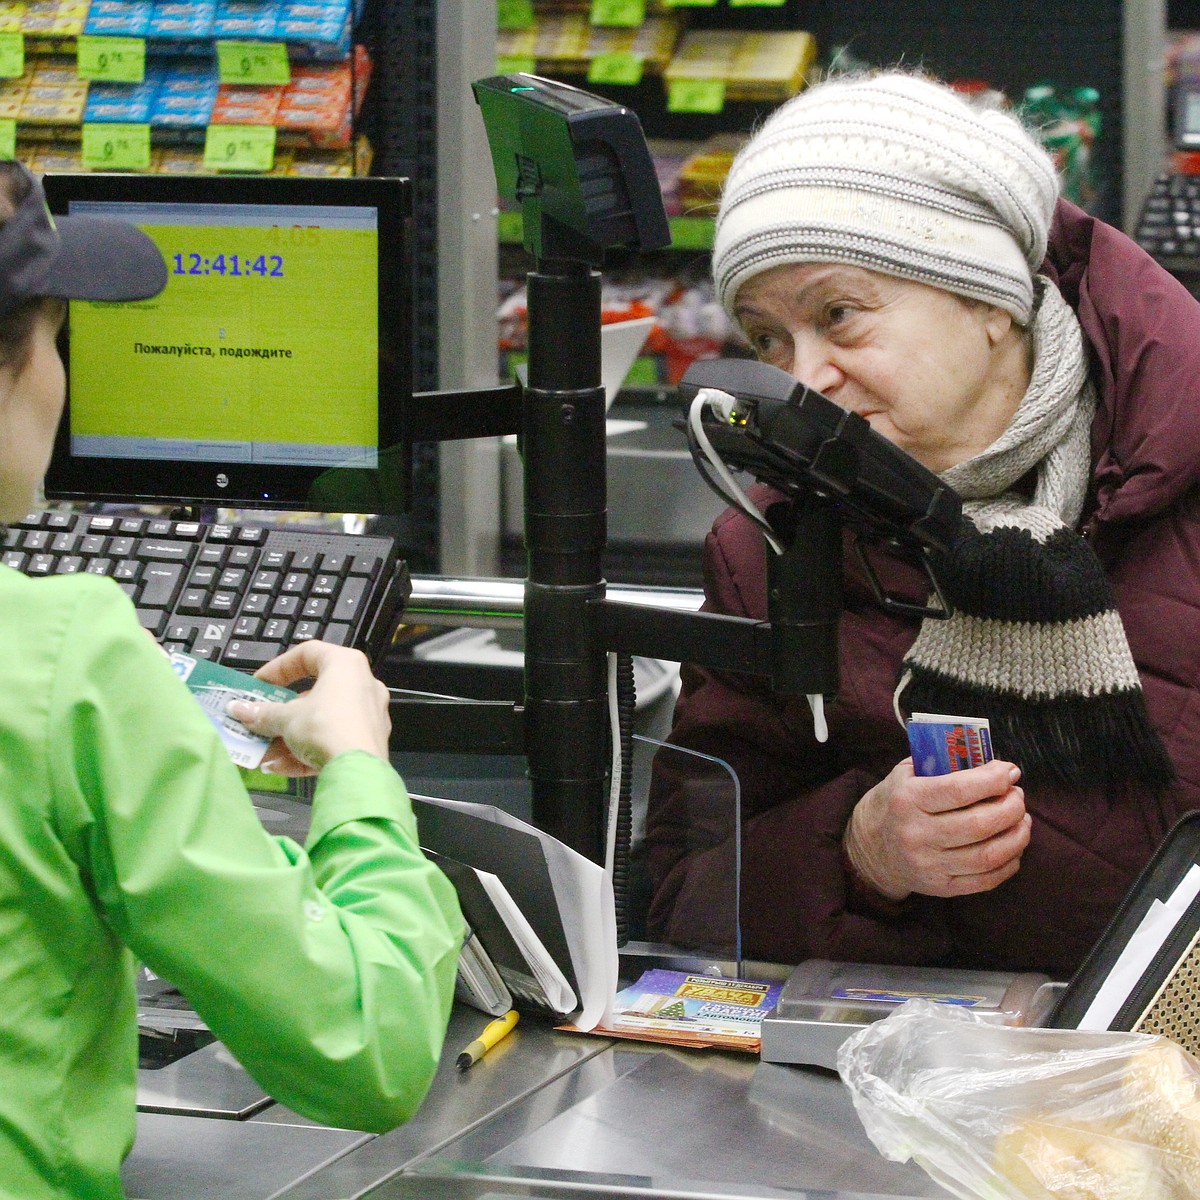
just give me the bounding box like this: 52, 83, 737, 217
42, 173, 412, 513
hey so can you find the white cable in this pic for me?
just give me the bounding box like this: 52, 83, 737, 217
689, 389, 784, 555
604, 651, 621, 880
807, 692, 828, 743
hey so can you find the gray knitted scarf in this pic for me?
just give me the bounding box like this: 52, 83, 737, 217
897, 279, 1174, 794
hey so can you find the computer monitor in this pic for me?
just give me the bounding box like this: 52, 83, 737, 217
41, 172, 412, 515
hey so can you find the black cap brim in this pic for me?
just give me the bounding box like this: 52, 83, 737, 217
44, 214, 168, 304
0, 164, 167, 313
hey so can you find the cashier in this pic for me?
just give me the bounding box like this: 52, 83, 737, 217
0, 160, 463, 1200
645, 71, 1200, 979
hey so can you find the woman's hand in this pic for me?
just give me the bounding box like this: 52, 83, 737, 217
226, 640, 391, 776
843, 758, 1030, 901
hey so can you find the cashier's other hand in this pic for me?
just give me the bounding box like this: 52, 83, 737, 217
843, 759, 1030, 902
226, 640, 392, 775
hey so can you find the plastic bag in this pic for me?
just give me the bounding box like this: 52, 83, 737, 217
836, 998, 1200, 1200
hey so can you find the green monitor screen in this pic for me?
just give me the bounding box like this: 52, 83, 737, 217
42, 173, 412, 514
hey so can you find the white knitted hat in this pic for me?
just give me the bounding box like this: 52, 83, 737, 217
711, 72, 1060, 325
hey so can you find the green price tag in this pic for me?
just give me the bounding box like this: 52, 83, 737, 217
76, 35, 145, 83
497, 0, 534, 28
203, 123, 276, 172
625, 355, 659, 388
588, 52, 643, 86
0, 118, 14, 161
667, 78, 725, 113
497, 210, 524, 243
0, 31, 24, 79
496, 55, 536, 75
216, 40, 290, 85
590, 0, 644, 25
81, 122, 151, 170
668, 216, 715, 250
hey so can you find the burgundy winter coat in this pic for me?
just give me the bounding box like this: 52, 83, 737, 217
644, 200, 1200, 979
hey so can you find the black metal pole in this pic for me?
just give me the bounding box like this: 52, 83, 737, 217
522, 259, 608, 864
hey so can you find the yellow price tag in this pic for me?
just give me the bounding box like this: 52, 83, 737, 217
0, 118, 15, 161
0, 31, 23, 79
667, 78, 725, 113
588, 52, 643, 86
497, 0, 535, 28
203, 123, 276, 172
216, 40, 290, 86
590, 0, 644, 25
81, 122, 151, 170
77, 35, 145, 83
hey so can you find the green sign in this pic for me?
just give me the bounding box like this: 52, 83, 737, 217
0, 118, 14, 161
588, 52, 643, 86
590, 0, 644, 25
667, 78, 725, 113
496, 55, 536, 76
0, 32, 24, 79
82, 122, 151, 170
203, 123, 276, 172
77, 35, 145, 83
497, 0, 534, 28
216, 40, 290, 86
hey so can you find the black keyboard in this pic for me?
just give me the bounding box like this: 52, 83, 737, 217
1135, 173, 1200, 273
3, 509, 411, 669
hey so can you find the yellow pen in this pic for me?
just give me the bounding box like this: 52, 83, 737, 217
456, 1009, 519, 1071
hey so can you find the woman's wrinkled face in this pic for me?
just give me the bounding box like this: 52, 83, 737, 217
733, 262, 1027, 473
0, 301, 66, 523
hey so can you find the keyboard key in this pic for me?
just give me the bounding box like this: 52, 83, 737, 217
137, 539, 193, 564
178, 589, 207, 615
323, 622, 352, 646
332, 577, 368, 623
293, 621, 322, 641
55, 556, 84, 575
227, 546, 258, 569
223, 640, 282, 670
301, 596, 330, 621
140, 563, 184, 609
137, 608, 167, 637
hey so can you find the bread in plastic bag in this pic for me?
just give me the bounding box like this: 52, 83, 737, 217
836, 997, 1200, 1200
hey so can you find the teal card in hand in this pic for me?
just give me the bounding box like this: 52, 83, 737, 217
169, 651, 296, 769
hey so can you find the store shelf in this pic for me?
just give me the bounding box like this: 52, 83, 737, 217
499, 209, 713, 250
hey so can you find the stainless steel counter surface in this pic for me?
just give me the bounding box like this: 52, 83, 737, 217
362, 1037, 951, 1200
123, 1003, 952, 1200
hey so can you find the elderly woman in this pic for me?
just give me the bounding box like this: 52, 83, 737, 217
644, 71, 1200, 979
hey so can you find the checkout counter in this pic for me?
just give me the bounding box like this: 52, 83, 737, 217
126, 978, 952, 1200
121, 727, 957, 1200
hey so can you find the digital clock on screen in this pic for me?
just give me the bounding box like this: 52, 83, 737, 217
171, 253, 284, 277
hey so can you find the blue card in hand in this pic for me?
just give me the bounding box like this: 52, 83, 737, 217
907, 712, 993, 776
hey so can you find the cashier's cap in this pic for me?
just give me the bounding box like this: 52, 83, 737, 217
711, 71, 1060, 325
0, 161, 167, 317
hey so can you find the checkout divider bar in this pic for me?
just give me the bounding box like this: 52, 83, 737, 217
392, 577, 784, 756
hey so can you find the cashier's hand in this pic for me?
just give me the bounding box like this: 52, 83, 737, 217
842, 759, 1030, 902
225, 640, 391, 776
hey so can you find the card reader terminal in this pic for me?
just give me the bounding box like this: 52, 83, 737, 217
759, 959, 1060, 1070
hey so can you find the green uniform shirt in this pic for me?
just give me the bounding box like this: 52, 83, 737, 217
0, 566, 464, 1200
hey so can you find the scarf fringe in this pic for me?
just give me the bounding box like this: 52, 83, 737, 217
901, 671, 1175, 796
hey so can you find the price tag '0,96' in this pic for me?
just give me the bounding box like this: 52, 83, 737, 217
204, 123, 276, 172
82, 122, 151, 170
77, 35, 145, 83
216, 41, 290, 86
0, 32, 24, 80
